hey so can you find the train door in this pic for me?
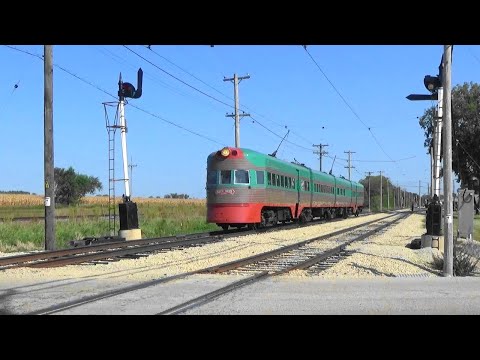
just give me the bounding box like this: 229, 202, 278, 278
350, 182, 353, 207
354, 184, 358, 207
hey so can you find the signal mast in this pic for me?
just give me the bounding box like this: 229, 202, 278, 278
117, 68, 143, 240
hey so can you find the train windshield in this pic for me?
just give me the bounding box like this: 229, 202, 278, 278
220, 170, 232, 184
234, 170, 250, 184
207, 170, 217, 185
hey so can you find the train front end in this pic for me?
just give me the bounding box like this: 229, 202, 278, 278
206, 147, 263, 230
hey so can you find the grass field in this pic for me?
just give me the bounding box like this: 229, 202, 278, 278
0, 195, 217, 252
1, 195, 479, 253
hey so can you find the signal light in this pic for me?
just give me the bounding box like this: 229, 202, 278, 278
424, 75, 441, 93
220, 147, 230, 157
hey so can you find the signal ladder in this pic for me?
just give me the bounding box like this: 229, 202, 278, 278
104, 101, 122, 236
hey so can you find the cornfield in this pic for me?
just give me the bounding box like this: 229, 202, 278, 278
0, 194, 44, 206
0, 194, 206, 207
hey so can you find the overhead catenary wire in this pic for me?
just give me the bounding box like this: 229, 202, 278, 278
4, 45, 226, 147
302, 46, 399, 165
144, 45, 317, 145
95, 46, 230, 114
5, 45, 419, 173
129, 45, 416, 170
127, 45, 319, 151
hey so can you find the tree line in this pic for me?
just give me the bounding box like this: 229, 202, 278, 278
418, 82, 480, 194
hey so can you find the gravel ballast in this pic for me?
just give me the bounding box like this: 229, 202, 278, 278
0, 211, 464, 283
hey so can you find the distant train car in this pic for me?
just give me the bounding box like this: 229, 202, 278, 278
206, 147, 364, 230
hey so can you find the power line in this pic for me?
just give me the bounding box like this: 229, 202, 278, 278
302, 46, 398, 164
456, 139, 480, 171
134, 44, 405, 168
144, 45, 315, 143
133, 45, 320, 152
353, 156, 416, 163
6, 44, 314, 157
123, 45, 235, 110
144, 45, 233, 102
96, 46, 230, 115
4, 45, 226, 147
5, 45, 418, 170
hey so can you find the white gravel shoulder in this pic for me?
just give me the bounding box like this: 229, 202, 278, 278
285, 212, 442, 279
3, 211, 473, 283
0, 213, 392, 282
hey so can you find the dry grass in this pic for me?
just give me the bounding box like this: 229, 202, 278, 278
0, 194, 44, 206
81, 197, 206, 205
0, 194, 206, 206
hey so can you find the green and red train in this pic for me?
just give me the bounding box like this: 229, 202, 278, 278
206, 147, 365, 230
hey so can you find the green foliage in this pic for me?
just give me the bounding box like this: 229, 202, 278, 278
0, 201, 217, 251
431, 241, 480, 276
0, 190, 31, 194
359, 175, 417, 210
418, 82, 480, 189
164, 193, 190, 199
54, 167, 103, 205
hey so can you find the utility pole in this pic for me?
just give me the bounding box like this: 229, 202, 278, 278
344, 150, 356, 180
379, 171, 383, 212
128, 156, 138, 197
387, 180, 390, 210
366, 171, 373, 212
419, 180, 421, 207
313, 144, 328, 172
224, 74, 250, 147
393, 183, 396, 210
443, 45, 454, 277
44, 45, 55, 251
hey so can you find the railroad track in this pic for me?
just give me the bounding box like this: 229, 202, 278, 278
158, 212, 408, 315
26, 211, 408, 315
0, 212, 374, 270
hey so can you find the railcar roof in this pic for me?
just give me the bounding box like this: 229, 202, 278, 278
208, 147, 364, 187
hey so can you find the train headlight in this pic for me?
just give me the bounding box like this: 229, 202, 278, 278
220, 147, 230, 157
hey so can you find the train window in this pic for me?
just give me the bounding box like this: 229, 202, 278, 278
267, 172, 272, 185
220, 170, 232, 184
276, 174, 280, 187
280, 176, 284, 188
288, 177, 292, 188
257, 171, 265, 185
234, 170, 249, 184
207, 170, 217, 185
292, 178, 296, 189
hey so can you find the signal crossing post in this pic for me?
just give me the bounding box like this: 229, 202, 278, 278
442, 45, 454, 277
224, 74, 250, 148
116, 69, 143, 241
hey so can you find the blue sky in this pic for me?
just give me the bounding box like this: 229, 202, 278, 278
0, 45, 475, 199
